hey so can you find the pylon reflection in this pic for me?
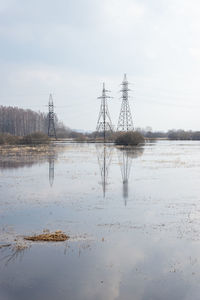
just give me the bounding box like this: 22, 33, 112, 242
96, 145, 113, 197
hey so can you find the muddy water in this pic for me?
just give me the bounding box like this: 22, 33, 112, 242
1, 141, 200, 300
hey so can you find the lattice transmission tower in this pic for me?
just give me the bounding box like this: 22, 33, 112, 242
117, 74, 134, 131
96, 83, 113, 141
48, 94, 57, 139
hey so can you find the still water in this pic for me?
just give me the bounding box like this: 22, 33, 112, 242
1, 141, 200, 300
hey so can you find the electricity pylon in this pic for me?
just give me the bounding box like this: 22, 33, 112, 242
96, 83, 113, 142
48, 94, 57, 139
117, 74, 134, 131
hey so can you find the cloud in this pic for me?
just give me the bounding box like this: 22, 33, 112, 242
103, 0, 146, 30
189, 47, 200, 60
1, 0, 200, 130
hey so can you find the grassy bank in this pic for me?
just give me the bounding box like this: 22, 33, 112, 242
0, 132, 50, 145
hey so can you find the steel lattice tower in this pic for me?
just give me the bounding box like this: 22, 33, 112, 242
48, 94, 57, 139
96, 83, 113, 141
117, 74, 134, 131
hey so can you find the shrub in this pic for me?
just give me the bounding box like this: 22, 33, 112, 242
0, 132, 49, 145
0, 134, 5, 145
191, 131, 200, 140
20, 132, 49, 145
0, 133, 20, 145
115, 131, 145, 146
75, 134, 88, 142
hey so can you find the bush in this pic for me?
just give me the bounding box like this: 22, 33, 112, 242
115, 131, 145, 146
0, 133, 20, 145
75, 134, 88, 142
191, 131, 200, 140
0, 132, 50, 145
20, 132, 49, 145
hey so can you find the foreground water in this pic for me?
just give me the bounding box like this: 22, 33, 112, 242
1, 141, 200, 300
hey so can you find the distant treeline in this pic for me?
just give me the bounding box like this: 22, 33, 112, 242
0, 105, 86, 139
1, 106, 200, 141
0, 106, 48, 136
140, 129, 200, 140
0, 105, 69, 137
167, 130, 200, 140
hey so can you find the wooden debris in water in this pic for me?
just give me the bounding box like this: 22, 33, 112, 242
24, 230, 69, 242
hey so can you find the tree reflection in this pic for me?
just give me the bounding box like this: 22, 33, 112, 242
0, 145, 65, 187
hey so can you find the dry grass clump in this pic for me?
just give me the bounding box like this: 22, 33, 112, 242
0, 243, 11, 249
24, 230, 69, 242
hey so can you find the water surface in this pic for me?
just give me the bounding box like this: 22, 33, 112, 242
1, 141, 200, 300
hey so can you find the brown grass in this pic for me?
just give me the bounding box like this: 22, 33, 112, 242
24, 230, 69, 242
0, 244, 11, 249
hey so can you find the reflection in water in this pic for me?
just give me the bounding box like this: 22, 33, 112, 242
117, 147, 144, 205
0, 145, 64, 187
48, 155, 55, 187
2, 142, 200, 300
0, 244, 30, 268
0, 158, 37, 170
0, 151, 48, 170
96, 145, 113, 197
96, 144, 144, 201
118, 150, 132, 205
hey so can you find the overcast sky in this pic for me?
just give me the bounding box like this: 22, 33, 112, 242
1, 0, 200, 131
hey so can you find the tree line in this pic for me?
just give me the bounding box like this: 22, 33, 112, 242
140, 129, 200, 140
0, 106, 49, 136
0, 105, 70, 137
167, 130, 200, 140
1, 105, 200, 141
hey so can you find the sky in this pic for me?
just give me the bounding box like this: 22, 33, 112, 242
1, 0, 200, 131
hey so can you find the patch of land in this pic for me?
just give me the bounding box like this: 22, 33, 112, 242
24, 230, 69, 242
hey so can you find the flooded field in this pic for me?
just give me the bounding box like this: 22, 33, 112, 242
1, 141, 200, 300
